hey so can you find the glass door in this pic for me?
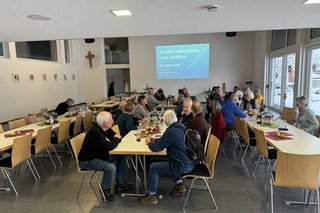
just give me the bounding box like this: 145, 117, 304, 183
307, 47, 320, 115
269, 53, 295, 111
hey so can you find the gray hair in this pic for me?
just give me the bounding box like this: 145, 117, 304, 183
295, 96, 308, 106
96, 111, 112, 127
163, 110, 177, 126
183, 97, 192, 106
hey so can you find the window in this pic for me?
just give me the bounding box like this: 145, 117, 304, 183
64, 40, 71, 64
271, 29, 297, 51
310, 28, 320, 40
0, 43, 4, 57
307, 46, 320, 115
15, 40, 58, 62
105, 38, 129, 64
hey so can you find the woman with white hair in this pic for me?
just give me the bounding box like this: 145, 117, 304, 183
295, 96, 319, 136
138, 110, 195, 205
240, 92, 258, 110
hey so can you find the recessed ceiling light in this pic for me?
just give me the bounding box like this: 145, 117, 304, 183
302, 0, 320, 4
27, 15, 51, 21
207, 5, 219, 12
111, 10, 133, 16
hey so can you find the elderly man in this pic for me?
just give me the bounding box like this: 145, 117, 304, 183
180, 97, 193, 126
147, 88, 161, 111
137, 110, 195, 205
78, 111, 133, 201
55, 98, 74, 115
186, 101, 210, 146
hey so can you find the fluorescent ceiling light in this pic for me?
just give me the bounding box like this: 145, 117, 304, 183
303, 0, 320, 4
27, 15, 51, 21
111, 10, 133, 16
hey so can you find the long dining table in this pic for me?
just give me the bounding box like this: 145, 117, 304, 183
245, 117, 320, 155
109, 123, 167, 197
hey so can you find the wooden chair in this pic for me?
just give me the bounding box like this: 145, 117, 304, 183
0, 124, 4, 133
70, 133, 107, 202
250, 127, 277, 173
83, 111, 94, 132
31, 126, 57, 168
0, 134, 39, 196
182, 134, 220, 209
236, 117, 256, 161
111, 125, 120, 135
24, 114, 37, 125
51, 119, 72, 163
70, 115, 83, 137
233, 116, 244, 152
8, 118, 27, 130
203, 126, 212, 156
270, 152, 320, 213
280, 107, 297, 125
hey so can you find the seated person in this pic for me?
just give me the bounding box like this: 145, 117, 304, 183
182, 87, 190, 98
137, 110, 195, 205
186, 101, 209, 147
213, 88, 224, 107
254, 88, 264, 107
114, 101, 127, 122
233, 86, 243, 100
180, 98, 193, 126
174, 95, 185, 121
78, 111, 133, 201
295, 96, 319, 136
132, 96, 150, 120
221, 93, 247, 130
242, 86, 254, 102
55, 98, 74, 115
240, 92, 258, 110
116, 102, 146, 137
147, 88, 161, 111
154, 88, 166, 101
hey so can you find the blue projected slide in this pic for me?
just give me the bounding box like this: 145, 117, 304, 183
155, 43, 209, 80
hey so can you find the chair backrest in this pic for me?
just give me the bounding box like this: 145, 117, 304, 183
11, 134, 33, 168
204, 126, 212, 156
280, 107, 297, 125
24, 114, 37, 125
83, 111, 94, 131
316, 115, 320, 138
70, 133, 86, 172
211, 111, 227, 142
34, 126, 52, 154
73, 115, 83, 136
0, 124, 4, 133
57, 119, 71, 144
111, 125, 120, 135
40, 107, 49, 114
234, 117, 249, 144
205, 134, 220, 178
274, 151, 320, 190
253, 127, 269, 158
9, 118, 27, 130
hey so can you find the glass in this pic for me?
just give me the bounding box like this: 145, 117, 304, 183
308, 47, 320, 115
136, 131, 141, 142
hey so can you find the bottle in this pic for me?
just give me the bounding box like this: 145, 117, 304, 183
136, 124, 141, 142
257, 113, 262, 124
248, 104, 253, 116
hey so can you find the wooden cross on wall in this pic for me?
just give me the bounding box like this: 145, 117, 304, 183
85, 51, 95, 68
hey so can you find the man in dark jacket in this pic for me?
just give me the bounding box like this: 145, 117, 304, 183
78, 111, 133, 201
137, 110, 195, 205
55, 98, 74, 115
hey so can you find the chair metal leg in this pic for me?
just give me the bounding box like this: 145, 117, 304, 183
65, 140, 74, 158
52, 145, 62, 165
29, 158, 40, 180
246, 148, 256, 168
252, 154, 262, 174
77, 172, 88, 199
317, 189, 319, 213
46, 149, 56, 168
4, 169, 18, 196
270, 181, 274, 213
204, 179, 218, 209
129, 156, 141, 183
138, 156, 144, 170
183, 178, 196, 209
241, 146, 249, 160
26, 160, 38, 181
93, 172, 106, 202
1, 168, 6, 179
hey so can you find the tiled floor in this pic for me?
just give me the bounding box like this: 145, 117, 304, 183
0, 140, 318, 213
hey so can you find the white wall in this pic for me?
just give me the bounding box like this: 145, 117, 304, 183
129, 32, 255, 100
0, 41, 80, 122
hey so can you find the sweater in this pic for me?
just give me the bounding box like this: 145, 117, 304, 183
78, 123, 120, 161
116, 112, 137, 137
221, 98, 247, 129
132, 104, 150, 119
297, 108, 319, 136
147, 95, 161, 111
55, 102, 69, 116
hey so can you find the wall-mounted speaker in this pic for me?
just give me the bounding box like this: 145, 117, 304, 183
226, 32, 237, 37
84, 38, 95, 43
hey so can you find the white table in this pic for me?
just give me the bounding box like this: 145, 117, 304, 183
110, 124, 167, 196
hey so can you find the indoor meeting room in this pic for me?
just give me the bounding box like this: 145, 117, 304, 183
1, 0, 320, 213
